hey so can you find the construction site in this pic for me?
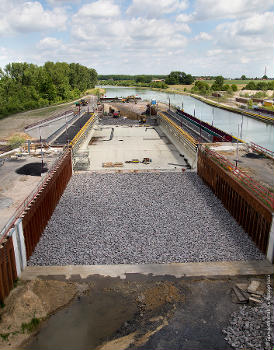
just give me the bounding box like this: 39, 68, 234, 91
0, 96, 273, 350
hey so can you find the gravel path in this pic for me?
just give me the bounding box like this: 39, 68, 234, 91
28, 172, 264, 265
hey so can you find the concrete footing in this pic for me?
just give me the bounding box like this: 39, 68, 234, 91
21, 260, 273, 280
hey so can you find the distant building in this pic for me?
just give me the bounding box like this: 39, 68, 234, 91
151, 79, 165, 82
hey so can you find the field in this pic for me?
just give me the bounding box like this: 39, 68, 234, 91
223, 79, 268, 85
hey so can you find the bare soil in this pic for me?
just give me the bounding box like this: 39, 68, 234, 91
103, 101, 169, 120
0, 279, 77, 349
4, 274, 269, 350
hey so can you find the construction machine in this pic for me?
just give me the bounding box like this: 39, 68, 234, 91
138, 115, 146, 124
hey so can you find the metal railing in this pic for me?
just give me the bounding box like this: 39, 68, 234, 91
158, 112, 198, 150
24, 109, 74, 131
250, 142, 274, 160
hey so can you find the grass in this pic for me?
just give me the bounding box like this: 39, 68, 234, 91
25, 105, 71, 118
86, 87, 106, 96
0, 333, 10, 341
21, 317, 40, 334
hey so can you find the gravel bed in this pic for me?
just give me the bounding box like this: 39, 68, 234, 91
53, 113, 91, 145
223, 293, 274, 350
28, 172, 264, 265
99, 115, 140, 126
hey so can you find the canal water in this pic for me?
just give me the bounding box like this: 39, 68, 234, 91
100, 86, 274, 151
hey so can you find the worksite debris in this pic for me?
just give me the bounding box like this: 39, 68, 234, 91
223, 288, 273, 350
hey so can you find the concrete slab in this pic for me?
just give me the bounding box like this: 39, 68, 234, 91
21, 260, 273, 280
79, 125, 188, 171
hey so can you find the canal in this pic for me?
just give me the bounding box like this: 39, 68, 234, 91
100, 86, 274, 151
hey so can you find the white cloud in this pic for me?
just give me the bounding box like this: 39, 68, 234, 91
199, 10, 274, 77
127, 0, 188, 18
0, 47, 9, 62
240, 57, 250, 64
206, 49, 224, 57
37, 37, 63, 49
75, 16, 189, 55
194, 32, 212, 40
215, 11, 274, 50
47, 0, 80, 4
176, 13, 193, 22
194, 0, 273, 20
76, 0, 120, 18
0, 2, 67, 36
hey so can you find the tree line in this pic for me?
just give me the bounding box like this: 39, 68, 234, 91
98, 71, 195, 88
191, 76, 238, 96
0, 62, 97, 118
245, 80, 274, 91
98, 74, 167, 82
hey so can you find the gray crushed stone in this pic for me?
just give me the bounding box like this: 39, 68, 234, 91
28, 172, 264, 265
223, 293, 274, 350
99, 116, 140, 126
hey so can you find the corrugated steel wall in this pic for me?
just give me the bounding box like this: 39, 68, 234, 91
22, 150, 72, 259
0, 237, 17, 303
197, 148, 272, 254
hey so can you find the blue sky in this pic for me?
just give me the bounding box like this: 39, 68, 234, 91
0, 0, 273, 77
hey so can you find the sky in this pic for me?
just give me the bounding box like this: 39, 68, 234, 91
0, 0, 273, 77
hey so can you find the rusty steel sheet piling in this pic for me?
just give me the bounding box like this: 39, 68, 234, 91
197, 146, 273, 255
22, 150, 72, 260
0, 237, 17, 303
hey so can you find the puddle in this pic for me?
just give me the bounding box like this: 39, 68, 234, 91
25, 291, 137, 350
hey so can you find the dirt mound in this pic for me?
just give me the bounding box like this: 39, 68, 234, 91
0, 279, 77, 349
140, 282, 183, 311
16, 162, 48, 176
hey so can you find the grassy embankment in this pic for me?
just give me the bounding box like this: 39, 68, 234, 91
0, 88, 106, 140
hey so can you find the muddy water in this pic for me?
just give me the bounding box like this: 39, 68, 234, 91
26, 291, 137, 350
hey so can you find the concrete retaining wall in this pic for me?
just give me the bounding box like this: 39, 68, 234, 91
157, 112, 197, 169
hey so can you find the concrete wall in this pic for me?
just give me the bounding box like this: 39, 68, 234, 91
157, 114, 197, 169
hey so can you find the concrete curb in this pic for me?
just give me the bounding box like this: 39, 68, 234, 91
21, 260, 273, 280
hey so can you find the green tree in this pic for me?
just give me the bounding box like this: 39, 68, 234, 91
231, 84, 238, 92
0, 61, 97, 119
165, 71, 181, 85
245, 81, 256, 90
211, 76, 224, 91
241, 75, 247, 80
